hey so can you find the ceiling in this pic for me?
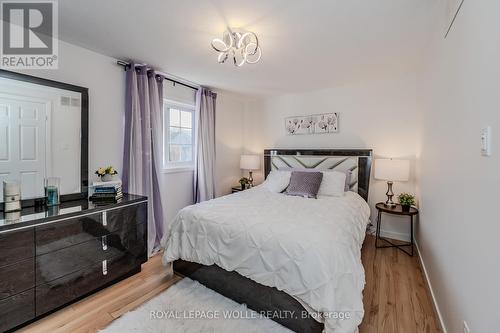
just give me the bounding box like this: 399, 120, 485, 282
58, 0, 436, 96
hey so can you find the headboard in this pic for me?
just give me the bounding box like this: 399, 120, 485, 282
264, 149, 373, 201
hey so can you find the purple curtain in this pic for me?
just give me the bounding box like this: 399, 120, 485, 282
194, 88, 217, 203
123, 63, 165, 256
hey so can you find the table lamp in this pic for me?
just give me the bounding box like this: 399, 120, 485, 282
240, 155, 260, 187
374, 159, 410, 207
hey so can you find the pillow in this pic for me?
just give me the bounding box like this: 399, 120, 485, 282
318, 170, 347, 197
285, 171, 323, 198
261, 170, 291, 192
278, 167, 352, 192
344, 170, 352, 192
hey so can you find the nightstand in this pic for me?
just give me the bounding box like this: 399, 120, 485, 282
375, 202, 418, 256
231, 186, 245, 193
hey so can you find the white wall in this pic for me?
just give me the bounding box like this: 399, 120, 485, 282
214, 91, 246, 197
160, 85, 247, 226
416, 1, 500, 332
243, 76, 419, 239
160, 82, 197, 228
12, 40, 247, 230
15, 40, 126, 184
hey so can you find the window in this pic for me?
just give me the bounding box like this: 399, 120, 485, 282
163, 101, 195, 170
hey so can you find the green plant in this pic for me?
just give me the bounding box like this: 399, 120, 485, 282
239, 177, 249, 186
398, 193, 415, 207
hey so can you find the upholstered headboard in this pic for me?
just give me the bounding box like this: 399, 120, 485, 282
264, 149, 372, 201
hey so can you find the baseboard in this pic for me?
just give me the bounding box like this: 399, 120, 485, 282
414, 240, 447, 333
379, 229, 409, 242
366, 221, 410, 242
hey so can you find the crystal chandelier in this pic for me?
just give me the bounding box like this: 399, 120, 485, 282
211, 28, 262, 67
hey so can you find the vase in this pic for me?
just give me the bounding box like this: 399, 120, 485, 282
45, 177, 60, 207
102, 174, 116, 182
401, 205, 411, 212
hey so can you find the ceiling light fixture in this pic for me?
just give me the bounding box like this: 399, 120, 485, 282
211, 28, 262, 67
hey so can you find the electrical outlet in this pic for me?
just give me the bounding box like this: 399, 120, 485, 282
463, 320, 470, 333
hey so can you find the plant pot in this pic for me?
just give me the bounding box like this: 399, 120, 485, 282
102, 174, 116, 182
401, 205, 411, 212
240, 183, 246, 190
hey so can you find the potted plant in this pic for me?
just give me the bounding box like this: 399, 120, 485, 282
239, 177, 249, 190
398, 193, 415, 212
95, 166, 118, 182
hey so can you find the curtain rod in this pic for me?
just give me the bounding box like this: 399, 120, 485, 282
116, 60, 199, 91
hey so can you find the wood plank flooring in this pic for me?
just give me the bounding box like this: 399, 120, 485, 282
18, 235, 441, 333
359, 236, 441, 333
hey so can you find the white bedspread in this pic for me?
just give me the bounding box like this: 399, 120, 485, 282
162, 187, 370, 333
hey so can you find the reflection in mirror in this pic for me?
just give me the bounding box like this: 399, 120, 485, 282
0, 76, 82, 202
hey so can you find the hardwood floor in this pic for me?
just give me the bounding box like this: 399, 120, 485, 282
359, 236, 441, 333
18, 235, 441, 333
18, 255, 181, 333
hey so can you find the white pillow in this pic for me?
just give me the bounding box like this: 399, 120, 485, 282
318, 171, 346, 197
261, 170, 291, 193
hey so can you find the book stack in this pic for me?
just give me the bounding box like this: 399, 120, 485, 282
90, 180, 123, 204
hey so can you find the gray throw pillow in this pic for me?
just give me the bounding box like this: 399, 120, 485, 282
285, 171, 323, 198
277, 167, 352, 192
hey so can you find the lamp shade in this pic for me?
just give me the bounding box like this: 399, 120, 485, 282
240, 155, 260, 170
374, 159, 410, 182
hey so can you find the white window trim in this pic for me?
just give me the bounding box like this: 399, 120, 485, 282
162, 99, 196, 172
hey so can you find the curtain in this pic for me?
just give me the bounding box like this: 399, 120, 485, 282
123, 64, 165, 256
193, 88, 217, 203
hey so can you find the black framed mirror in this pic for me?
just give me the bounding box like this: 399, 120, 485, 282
0, 69, 88, 209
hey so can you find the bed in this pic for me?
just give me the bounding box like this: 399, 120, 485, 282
162, 149, 372, 333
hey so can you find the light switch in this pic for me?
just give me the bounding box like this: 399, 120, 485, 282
481, 126, 491, 156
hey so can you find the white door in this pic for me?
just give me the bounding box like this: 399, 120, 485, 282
0, 96, 47, 200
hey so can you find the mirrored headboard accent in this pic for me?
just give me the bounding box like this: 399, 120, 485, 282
0, 70, 89, 208
264, 149, 372, 201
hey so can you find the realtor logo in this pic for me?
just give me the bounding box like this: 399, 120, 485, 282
1, 0, 58, 69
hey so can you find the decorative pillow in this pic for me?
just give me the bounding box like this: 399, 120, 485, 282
318, 170, 347, 197
278, 167, 352, 192
285, 171, 323, 198
261, 170, 291, 193
344, 170, 352, 192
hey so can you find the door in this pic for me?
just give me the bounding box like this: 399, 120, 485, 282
0, 95, 47, 200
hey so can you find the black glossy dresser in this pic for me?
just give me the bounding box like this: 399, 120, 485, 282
0, 194, 147, 332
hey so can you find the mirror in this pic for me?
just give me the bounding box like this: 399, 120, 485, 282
0, 70, 88, 204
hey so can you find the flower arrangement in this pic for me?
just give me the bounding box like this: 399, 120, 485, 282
398, 193, 415, 211
95, 166, 118, 181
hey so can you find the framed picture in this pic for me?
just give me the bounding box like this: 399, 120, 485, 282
285, 113, 338, 135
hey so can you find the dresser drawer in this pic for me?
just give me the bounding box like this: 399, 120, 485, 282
36, 223, 146, 285
105, 202, 147, 234
0, 289, 35, 332
0, 258, 34, 300
0, 228, 34, 268
36, 213, 104, 255
36, 254, 141, 316
36, 202, 148, 256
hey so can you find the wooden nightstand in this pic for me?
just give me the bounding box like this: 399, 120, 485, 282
231, 186, 245, 193
375, 202, 418, 256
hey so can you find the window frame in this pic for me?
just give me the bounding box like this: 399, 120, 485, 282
162, 99, 196, 172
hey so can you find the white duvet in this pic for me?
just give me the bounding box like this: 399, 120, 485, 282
162, 187, 370, 333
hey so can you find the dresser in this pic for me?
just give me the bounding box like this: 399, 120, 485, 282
0, 194, 147, 332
